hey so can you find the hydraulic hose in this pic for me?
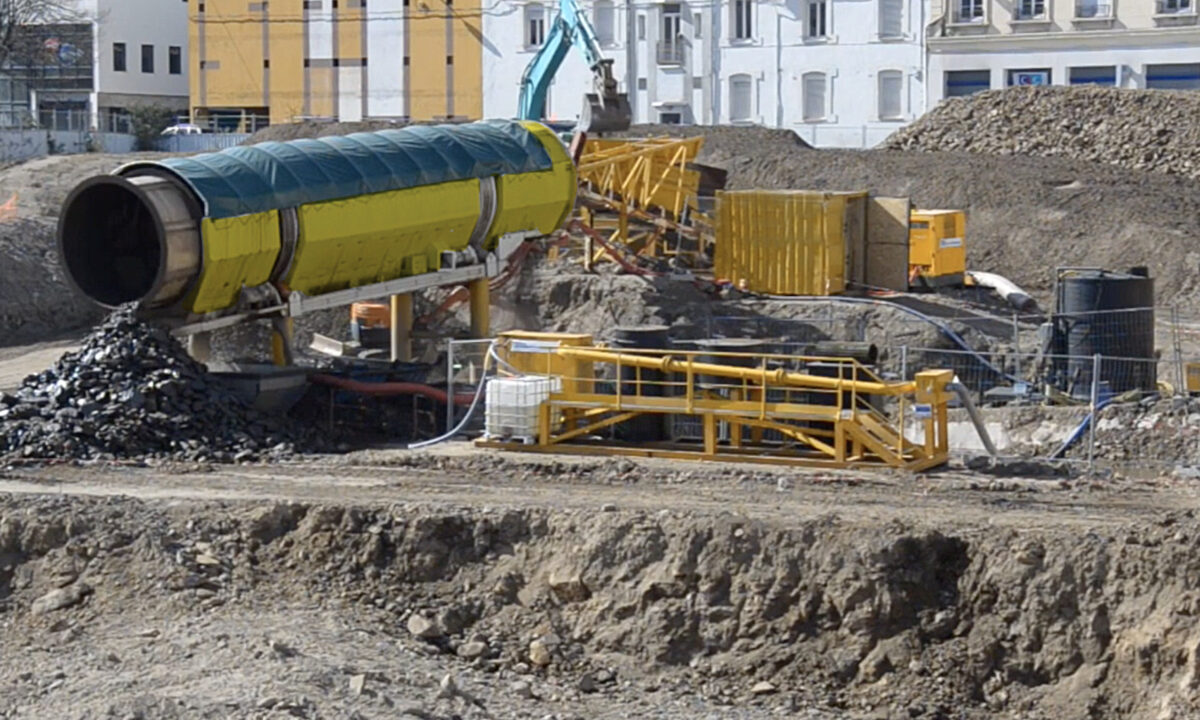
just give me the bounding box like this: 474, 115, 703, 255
406, 341, 497, 450
308, 374, 476, 407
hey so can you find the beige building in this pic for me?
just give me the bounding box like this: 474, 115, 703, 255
190, 0, 485, 130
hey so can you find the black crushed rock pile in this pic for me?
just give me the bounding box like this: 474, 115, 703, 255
883, 86, 1200, 179
0, 308, 321, 462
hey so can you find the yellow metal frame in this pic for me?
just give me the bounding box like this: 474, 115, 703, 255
481, 340, 953, 472
572, 137, 709, 266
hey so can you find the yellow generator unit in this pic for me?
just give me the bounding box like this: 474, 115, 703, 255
909, 209, 966, 288
56, 120, 576, 320
1187, 362, 1200, 395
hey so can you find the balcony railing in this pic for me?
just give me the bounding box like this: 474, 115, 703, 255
657, 39, 685, 66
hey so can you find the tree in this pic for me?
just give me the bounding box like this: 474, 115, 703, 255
127, 103, 176, 151
0, 0, 83, 71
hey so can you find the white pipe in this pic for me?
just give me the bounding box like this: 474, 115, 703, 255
967, 270, 1038, 313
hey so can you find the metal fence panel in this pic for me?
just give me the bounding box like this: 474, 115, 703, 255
155, 133, 250, 153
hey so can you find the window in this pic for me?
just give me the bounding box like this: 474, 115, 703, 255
1069, 66, 1116, 85
879, 0, 903, 37
802, 72, 826, 121
141, 44, 154, 73
694, 11, 703, 37
525, 4, 545, 47
945, 69, 989, 96
659, 3, 683, 64
733, 0, 753, 40
953, 0, 984, 22
729, 73, 752, 121
805, 0, 827, 38
594, 0, 615, 46
1015, 0, 1046, 18
1075, 0, 1112, 16
878, 70, 903, 119
169, 46, 182, 75
637, 14, 646, 39
1146, 63, 1200, 90
1007, 68, 1050, 86
637, 77, 647, 89
660, 111, 682, 124
113, 43, 126, 72
1158, 0, 1192, 12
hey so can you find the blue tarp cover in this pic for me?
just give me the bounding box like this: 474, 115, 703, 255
119, 120, 553, 220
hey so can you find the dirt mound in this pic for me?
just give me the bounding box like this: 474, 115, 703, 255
705, 145, 1200, 313
620, 123, 811, 164
883, 86, 1200, 180
0, 216, 102, 344
0, 153, 168, 345
0, 308, 320, 462
4, 489, 1200, 718
243, 118, 416, 144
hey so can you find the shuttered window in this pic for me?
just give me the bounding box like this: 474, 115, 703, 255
878, 70, 903, 119
730, 74, 752, 121
594, 0, 615, 46
879, 0, 903, 37
802, 72, 826, 122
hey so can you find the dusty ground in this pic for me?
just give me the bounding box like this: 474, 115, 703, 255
1, 449, 1199, 719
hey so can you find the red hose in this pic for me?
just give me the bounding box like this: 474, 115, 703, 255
310, 374, 477, 407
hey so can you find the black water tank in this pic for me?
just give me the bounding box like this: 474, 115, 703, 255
693, 338, 766, 390
1054, 269, 1155, 398
611, 325, 670, 442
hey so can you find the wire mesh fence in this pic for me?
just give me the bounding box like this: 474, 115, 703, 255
445, 339, 494, 436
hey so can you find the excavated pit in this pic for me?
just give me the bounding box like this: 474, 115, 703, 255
1, 476, 1199, 719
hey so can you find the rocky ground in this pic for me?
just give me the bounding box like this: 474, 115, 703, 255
884, 86, 1200, 180
0, 309, 318, 462
1, 451, 1200, 720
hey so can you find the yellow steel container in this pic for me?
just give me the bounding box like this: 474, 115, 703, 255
1187, 362, 1200, 395
185, 212, 281, 314
909, 209, 966, 283
714, 190, 866, 296
498, 330, 595, 395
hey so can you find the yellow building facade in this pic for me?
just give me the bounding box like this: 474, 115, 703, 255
190, 0, 483, 128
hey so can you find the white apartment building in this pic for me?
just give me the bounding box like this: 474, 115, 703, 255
928, 0, 1200, 101
482, 0, 928, 147
0, 0, 188, 130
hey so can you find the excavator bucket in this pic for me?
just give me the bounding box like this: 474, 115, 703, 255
580, 91, 632, 134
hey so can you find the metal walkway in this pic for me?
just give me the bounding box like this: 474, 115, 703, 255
480, 337, 953, 471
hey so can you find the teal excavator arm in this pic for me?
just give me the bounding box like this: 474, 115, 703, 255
517, 0, 631, 132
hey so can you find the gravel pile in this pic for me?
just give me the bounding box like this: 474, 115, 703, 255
883, 86, 1200, 179
0, 308, 316, 462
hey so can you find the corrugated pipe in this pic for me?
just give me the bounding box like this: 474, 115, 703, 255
948, 382, 997, 456
967, 270, 1039, 313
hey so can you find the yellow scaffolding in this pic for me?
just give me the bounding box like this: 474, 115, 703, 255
480, 336, 952, 472
572, 137, 709, 266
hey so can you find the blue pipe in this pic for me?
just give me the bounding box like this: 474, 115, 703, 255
1049, 398, 1113, 460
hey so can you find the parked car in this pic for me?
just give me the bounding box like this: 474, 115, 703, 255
161, 123, 203, 136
